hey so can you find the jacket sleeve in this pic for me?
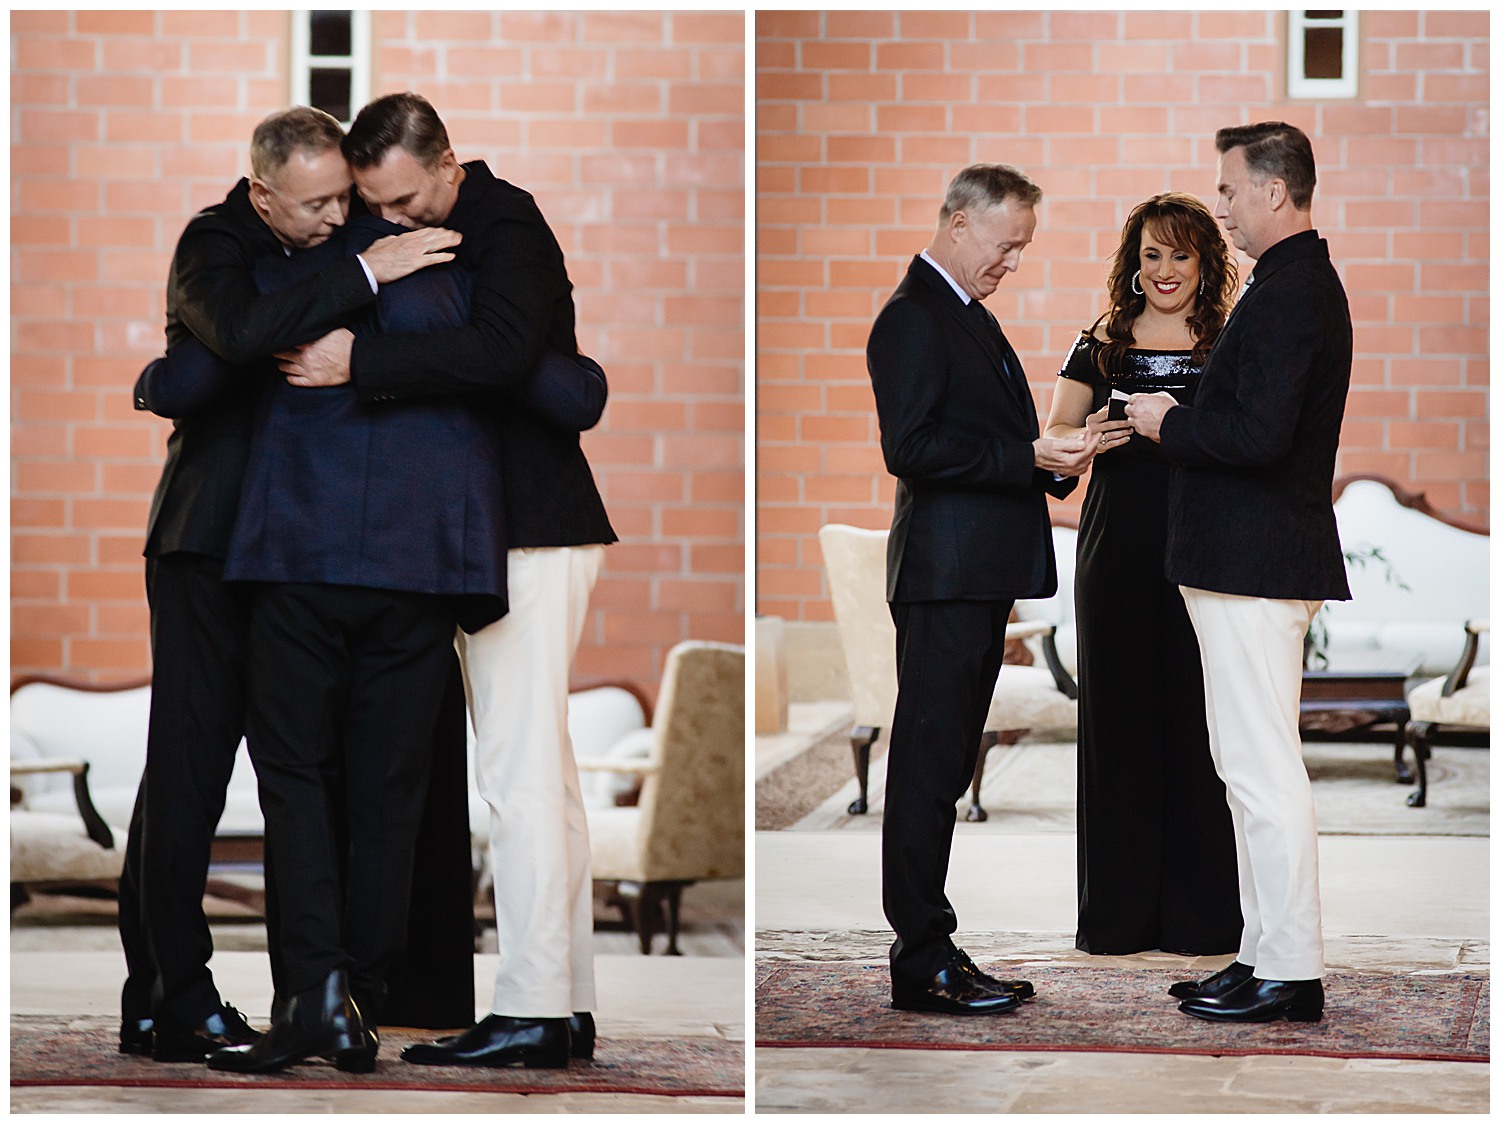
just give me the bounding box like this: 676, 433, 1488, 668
522, 350, 608, 432
172, 220, 377, 364
132, 335, 248, 419
1159, 279, 1324, 468
348, 201, 568, 403
868, 298, 1036, 492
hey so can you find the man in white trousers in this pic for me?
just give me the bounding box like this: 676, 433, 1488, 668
1128, 121, 1352, 1024
280, 92, 616, 1068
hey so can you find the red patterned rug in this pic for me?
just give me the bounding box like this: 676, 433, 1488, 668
756, 961, 1487, 1063
10, 1017, 743, 1097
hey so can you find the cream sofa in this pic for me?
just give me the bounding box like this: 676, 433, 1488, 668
1015, 476, 1489, 682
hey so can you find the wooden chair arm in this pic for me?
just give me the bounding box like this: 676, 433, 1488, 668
1038, 627, 1079, 700
9, 759, 115, 850
1441, 619, 1487, 697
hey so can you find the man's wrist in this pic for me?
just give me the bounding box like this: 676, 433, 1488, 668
355, 254, 378, 293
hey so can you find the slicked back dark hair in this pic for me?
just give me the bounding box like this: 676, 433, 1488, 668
1215, 121, 1317, 210
343, 91, 451, 170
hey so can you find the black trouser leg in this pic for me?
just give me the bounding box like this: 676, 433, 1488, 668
118, 553, 247, 1029
381, 648, 477, 1029
338, 600, 455, 1024
882, 598, 1012, 984
245, 583, 454, 1017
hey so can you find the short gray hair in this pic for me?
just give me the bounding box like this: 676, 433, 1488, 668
1215, 121, 1317, 210
939, 163, 1042, 221
250, 106, 345, 182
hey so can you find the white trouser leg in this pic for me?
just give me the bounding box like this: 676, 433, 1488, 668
458, 545, 604, 1017
1180, 586, 1325, 981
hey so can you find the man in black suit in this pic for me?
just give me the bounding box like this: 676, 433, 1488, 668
867, 164, 1098, 1015
277, 93, 615, 1069
1128, 122, 1352, 1024
120, 106, 457, 1063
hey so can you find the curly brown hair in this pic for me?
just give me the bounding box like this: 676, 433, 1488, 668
1095, 192, 1238, 378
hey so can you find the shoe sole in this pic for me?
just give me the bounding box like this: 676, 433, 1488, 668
1179, 1006, 1323, 1024
890, 998, 1021, 1016
402, 1051, 569, 1068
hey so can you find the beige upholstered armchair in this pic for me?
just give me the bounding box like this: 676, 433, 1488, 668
10, 677, 134, 908
818, 524, 1078, 822
1402, 618, 1490, 808
581, 641, 745, 954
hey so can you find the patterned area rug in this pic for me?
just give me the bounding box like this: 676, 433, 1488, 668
10, 1017, 744, 1097
755, 961, 1488, 1063
772, 734, 1489, 836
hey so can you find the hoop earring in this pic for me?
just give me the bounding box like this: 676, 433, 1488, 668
1199, 279, 1206, 297
1131, 270, 1143, 296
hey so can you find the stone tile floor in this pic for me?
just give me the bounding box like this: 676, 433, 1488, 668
11, 880, 745, 1114
754, 703, 1490, 1114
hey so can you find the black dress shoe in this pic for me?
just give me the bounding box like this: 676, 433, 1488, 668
207, 969, 375, 1074
1168, 959, 1255, 1001
153, 1003, 262, 1063
568, 1012, 595, 1060
952, 949, 1036, 1001
1178, 976, 1324, 1023
401, 1014, 570, 1069
891, 962, 1022, 1016
118, 1017, 153, 1056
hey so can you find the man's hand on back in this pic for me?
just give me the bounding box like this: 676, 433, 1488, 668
278, 328, 354, 387
359, 227, 463, 284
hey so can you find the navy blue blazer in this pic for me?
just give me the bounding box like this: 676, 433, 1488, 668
221, 216, 509, 628
868, 255, 1076, 603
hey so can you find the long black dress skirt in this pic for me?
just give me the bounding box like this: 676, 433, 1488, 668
1074, 449, 1243, 955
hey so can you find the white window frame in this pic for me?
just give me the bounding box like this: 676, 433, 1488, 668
290, 10, 371, 127
1287, 11, 1359, 100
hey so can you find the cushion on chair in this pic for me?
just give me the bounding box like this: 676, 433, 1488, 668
587, 804, 644, 882
1408, 666, 1491, 729
10, 812, 126, 883
985, 665, 1079, 732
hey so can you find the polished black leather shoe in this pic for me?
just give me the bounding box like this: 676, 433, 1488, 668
153, 1003, 262, 1063
1178, 976, 1324, 1023
952, 949, 1036, 1001
891, 962, 1022, 1016
1168, 960, 1255, 1001
118, 1017, 153, 1056
402, 1014, 570, 1068
568, 1012, 595, 1060
207, 969, 375, 1074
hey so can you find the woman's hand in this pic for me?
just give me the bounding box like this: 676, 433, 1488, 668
1085, 404, 1135, 453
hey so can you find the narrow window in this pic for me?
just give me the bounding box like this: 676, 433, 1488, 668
1288, 11, 1359, 99
291, 10, 371, 126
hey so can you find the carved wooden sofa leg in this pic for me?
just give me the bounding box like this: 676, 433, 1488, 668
966, 732, 1001, 822
1403, 719, 1434, 808
848, 726, 879, 815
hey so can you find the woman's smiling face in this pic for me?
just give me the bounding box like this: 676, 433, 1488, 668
1138, 222, 1201, 317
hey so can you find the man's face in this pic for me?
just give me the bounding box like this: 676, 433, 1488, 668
1214, 145, 1274, 260
352, 146, 462, 229
948, 198, 1037, 301
250, 146, 352, 249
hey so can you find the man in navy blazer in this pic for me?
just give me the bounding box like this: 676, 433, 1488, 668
271, 92, 616, 1070
1129, 122, 1352, 1024
867, 164, 1098, 1016
119, 106, 460, 1065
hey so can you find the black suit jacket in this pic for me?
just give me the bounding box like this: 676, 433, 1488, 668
868, 255, 1076, 603
143, 179, 377, 560
1159, 230, 1352, 600
348, 161, 616, 550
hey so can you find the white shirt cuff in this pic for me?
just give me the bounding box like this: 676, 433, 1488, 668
355, 254, 378, 293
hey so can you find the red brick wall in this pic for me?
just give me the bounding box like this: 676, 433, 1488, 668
756, 9, 1488, 623
11, 10, 745, 693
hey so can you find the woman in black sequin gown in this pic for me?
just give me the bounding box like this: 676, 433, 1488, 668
1044, 194, 1244, 955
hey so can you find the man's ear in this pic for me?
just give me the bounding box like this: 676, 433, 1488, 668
248, 177, 273, 216
1265, 177, 1287, 212
947, 209, 968, 240
437, 147, 461, 185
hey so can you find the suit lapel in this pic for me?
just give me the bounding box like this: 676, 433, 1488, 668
908, 256, 1032, 410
